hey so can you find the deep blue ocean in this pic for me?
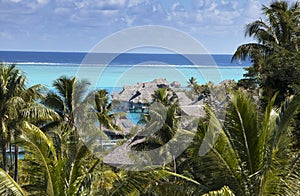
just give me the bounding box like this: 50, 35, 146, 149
0, 51, 251, 90
0, 51, 251, 66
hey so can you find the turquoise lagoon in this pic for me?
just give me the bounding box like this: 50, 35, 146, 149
16, 64, 246, 91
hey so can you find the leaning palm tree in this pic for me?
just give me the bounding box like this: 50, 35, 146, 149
186, 91, 300, 195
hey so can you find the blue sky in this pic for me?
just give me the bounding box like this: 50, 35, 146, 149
0, 0, 287, 54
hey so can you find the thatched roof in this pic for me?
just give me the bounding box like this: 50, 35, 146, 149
170, 81, 181, 88
112, 78, 171, 103
103, 117, 134, 136
176, 92, 206, 117
104, 80, 233, 166
104, 92, 207, 167
103, 136, 146, 167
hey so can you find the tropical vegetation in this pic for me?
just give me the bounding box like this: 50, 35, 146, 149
0, 0, 300, 195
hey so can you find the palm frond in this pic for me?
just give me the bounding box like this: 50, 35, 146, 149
202, 186, 235, 196
20, 102, 60, 122
0, 168, 27, 196
20, 84, 46, 102
231, 43, 268, 62
18, 121, 57, 196
226, 92, 260, 174
43, 92, 66, 116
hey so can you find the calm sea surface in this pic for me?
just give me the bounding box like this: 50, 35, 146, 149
0, 51, 251, 92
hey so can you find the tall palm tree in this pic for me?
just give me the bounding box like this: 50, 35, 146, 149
0, 63, 56, 183
186, 91, 300, 195
86, 89, 121, 151
7, 93, 58, 183
233, 1, 300, 62
93, 89, 120, 131
43, 76, 90, 129
0, 63, 25, 172
132, 87, 180, 177
232, 1, 300, 102
43, 76, 91, 163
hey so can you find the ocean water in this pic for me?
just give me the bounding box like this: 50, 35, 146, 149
0, 51, 251, 92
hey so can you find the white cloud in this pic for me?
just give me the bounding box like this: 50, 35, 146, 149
96, 0, 126, 10
244, 0, 262, 20
54, 7, 71, 15
0, 32, 13, 40
8, 0, 22, 3
171, 2, 185, 12
37, 0, 50, 5
57, 0, 126, 10
0, 0, 274, 53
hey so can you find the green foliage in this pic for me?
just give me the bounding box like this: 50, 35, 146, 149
43, 76, 90, 128
186, 91, 300, 195
133, 88, 180, 150
0, 168, 27, 196
202, 186, 235, 196
233, 0, 300, 105
187, 77, 210, 97
259, 49, 300, 104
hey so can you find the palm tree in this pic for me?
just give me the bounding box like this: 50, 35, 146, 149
7, 95, 58, 183
185, 91, 300, 195
43, 76, 90, 128
25, 76, 125, 195
18, 119, 100, 196
232, 1, 300, 101
43, 76, 91, 161
131, 88, 181, 176
90, 89, 120, 131
187, 77, 197, 87
0, 63, 25, 172
0, 63, 57, 183
152, 88, 178, 107
88, 89, 121, 150
232, 1, 300, 62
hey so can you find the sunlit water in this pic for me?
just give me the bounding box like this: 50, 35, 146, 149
17, 64, 246, 90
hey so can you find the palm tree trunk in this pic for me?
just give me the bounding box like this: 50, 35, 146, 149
100, 125, 103, 152
1, 136, 7, 172
14, 145, 18, 183
8, 132, 13, 168
172, 155, 177, 182
9, 143, 12, 168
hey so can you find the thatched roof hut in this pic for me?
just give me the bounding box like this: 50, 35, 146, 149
112, 78, 171, 103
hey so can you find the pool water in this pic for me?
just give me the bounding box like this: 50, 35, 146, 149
127, 112, 143, 124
